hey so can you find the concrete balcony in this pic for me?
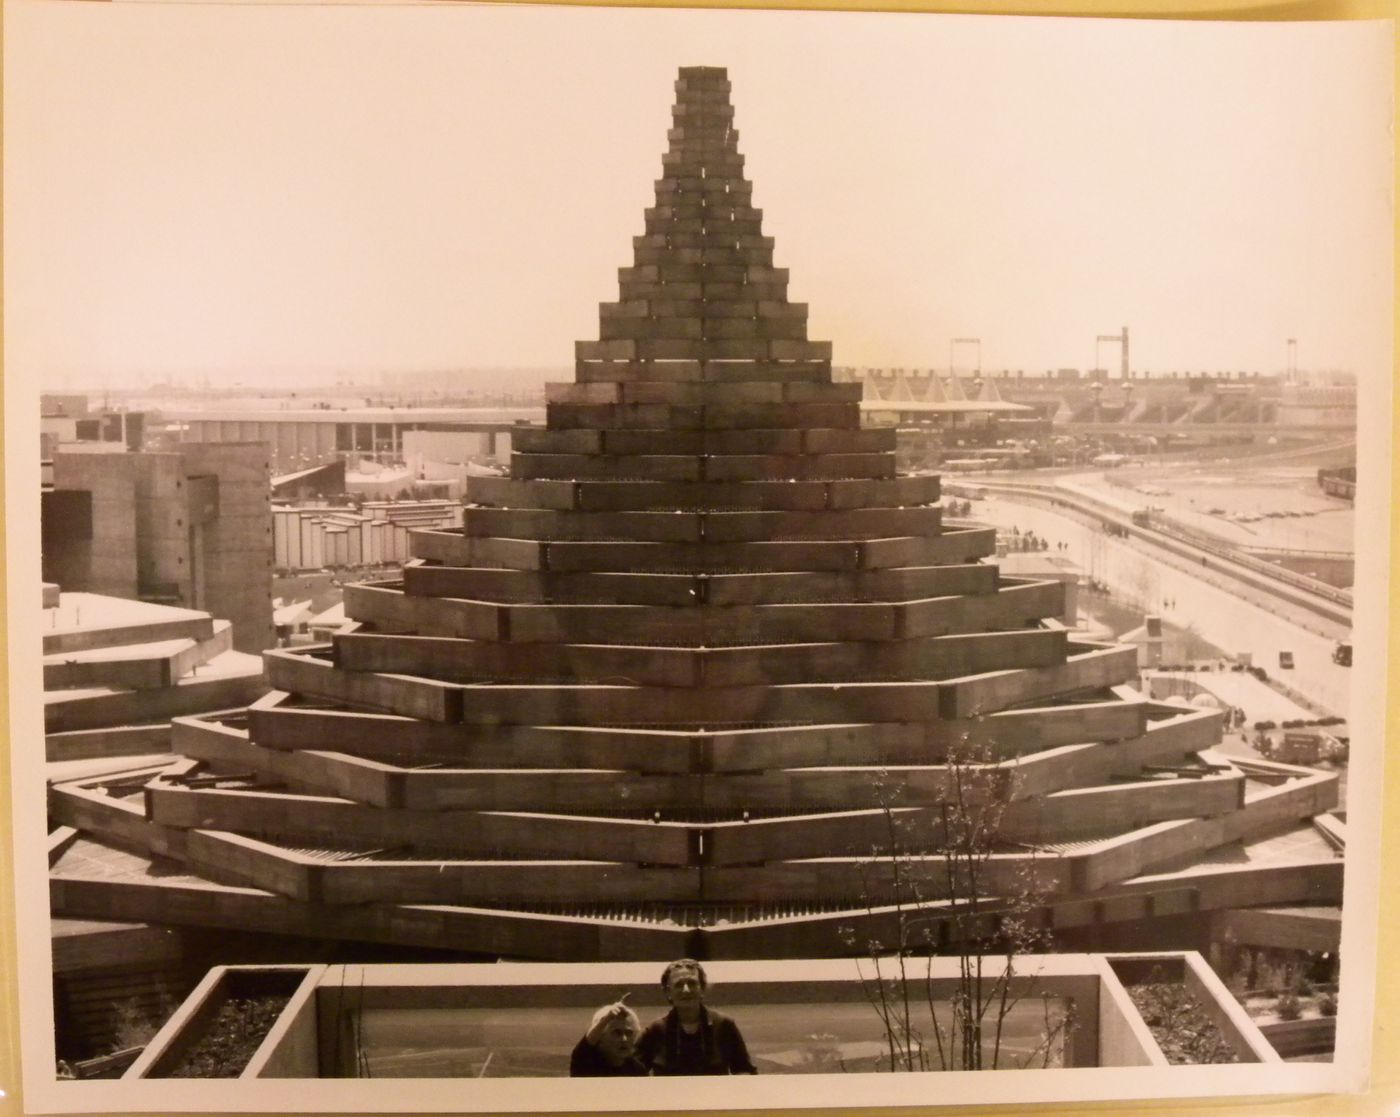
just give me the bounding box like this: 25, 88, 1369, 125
123, 953, 1280, 1081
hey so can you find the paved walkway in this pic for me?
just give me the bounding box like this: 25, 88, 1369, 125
1145, 670, 1315, 725
971, 495, 1351, 717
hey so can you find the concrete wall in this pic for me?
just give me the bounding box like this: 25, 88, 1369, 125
1105, 953, 1280, 1064
182, 443, 274, 654
246, 967, 325, 1078
125, 965, 316, 1080
402, 428, 496, 467
46, 723, 173, 763
133, 454, 192, 602
47, 452, 139, 597
124, 955, 1268, 1077
47, 445, 274, 654
1095, 957, 1165, 1067
1212, 906, 1341, 953
45, 668, 267, 733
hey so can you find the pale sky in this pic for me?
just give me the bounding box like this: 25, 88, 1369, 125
4, 3, 1392, 388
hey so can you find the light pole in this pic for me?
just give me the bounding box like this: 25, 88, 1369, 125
950, 338, 981, 380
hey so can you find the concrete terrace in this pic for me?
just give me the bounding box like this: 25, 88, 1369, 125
48, 66, 1344, 968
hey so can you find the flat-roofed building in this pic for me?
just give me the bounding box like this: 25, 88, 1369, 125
170, 407, 539, 474
43, 443, 274, 654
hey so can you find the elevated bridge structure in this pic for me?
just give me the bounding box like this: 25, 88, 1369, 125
966, 479, 1352, 630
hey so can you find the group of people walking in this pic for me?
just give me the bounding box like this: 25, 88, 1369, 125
570, 959, 756, 1076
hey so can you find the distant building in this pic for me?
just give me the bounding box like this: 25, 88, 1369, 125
832, 370, 1045, 470
272, 500, 463, 572
834, 369, 1318, 431
170, 407, 537, 473
42, 443, 274, 654
270, 460, 347, 502
839, 369, 1041, 433
40, 395, 146, 466
1275, 380, 1357, 429
1121, 614, 1169, 669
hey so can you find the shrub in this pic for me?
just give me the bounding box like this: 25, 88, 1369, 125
167, 994, 290, 1078
1276, 992, 1302, 1021
1318, 993, 1338, 1017
1125, 975, 1239, 1065
110, 999, 162, 1051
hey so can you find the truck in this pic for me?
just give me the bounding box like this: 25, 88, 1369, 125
1273, 729, 1347, 765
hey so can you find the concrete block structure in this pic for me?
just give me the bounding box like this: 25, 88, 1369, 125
43, 443, 275, 654
40, 395, 145, 455
48, 67, 1343, 967
42, 585, 268, 757
272, 500, 464, 573
43, 581, 270, 1058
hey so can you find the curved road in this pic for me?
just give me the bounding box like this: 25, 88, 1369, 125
971, 493, 1351, 719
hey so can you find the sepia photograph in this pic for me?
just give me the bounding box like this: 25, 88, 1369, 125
3, 1, 1393, 1112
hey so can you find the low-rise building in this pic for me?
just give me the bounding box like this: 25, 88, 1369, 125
171, 407, 536, 474
42, 443, 274, 654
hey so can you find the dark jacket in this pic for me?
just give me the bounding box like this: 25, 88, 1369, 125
636, 1007, 757, 1075
569, 1037, 648, 1077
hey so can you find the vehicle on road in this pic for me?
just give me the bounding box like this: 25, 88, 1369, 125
1278, 650, 1295, 670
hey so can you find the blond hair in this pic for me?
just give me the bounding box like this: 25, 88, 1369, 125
590, 1002, 640, 1033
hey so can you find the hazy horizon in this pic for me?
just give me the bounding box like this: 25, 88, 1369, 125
5, 5, 1392, 391
36, 362, 1361, 400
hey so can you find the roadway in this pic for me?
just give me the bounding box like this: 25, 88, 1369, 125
969, 493, 1351, 720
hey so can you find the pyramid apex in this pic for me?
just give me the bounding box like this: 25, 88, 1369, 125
675, 66, 731, 95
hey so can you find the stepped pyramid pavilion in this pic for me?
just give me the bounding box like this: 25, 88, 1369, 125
50, 67, 1342, 963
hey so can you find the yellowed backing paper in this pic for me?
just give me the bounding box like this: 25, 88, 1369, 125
0, 0, 1395, 1114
